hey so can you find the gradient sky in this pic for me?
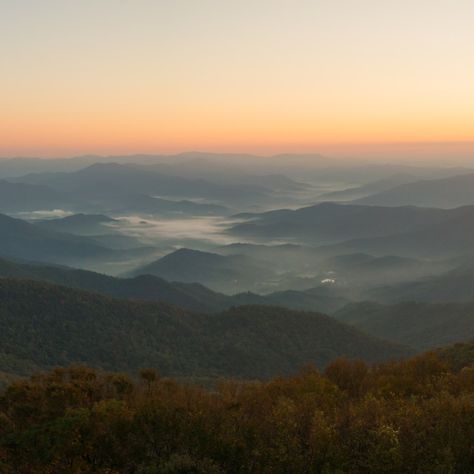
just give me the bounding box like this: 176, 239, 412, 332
2, 0, 474, 158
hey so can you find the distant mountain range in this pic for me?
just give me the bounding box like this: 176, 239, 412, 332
0, 213, 113, 264
2, 154, 469, 184
229, 202, 458, 243
229, 202, 474, 260
325, 206, 474, 258
316, 173, 419, 202
306, 163, 473, 186
354, 173, 474, 208
35, 213, 149, 250
0, 179, 77, 213
11, 162, 270, 206
0, 213, 154, 269
101, 193, 231, 216
137, 160, 310, 193
0, 153, 324, 179
6, 157, 474, 220
0, 175, 231, 217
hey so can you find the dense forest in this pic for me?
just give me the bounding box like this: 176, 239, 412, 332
0, 279, 408, 381
1, 348, 474, 473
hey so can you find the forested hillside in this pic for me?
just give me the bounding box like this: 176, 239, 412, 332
335, 301, 474, 350
0, 279, 408, 380
0, 258, 349, 313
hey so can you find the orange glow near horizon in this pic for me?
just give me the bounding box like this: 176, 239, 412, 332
2, 1, 474, 160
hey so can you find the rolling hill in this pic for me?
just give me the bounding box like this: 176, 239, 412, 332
324, 206, 474, 258
334, 300, 474, 351
102, 193, 231, 216
129, 248, 276, 293
0, 257, 351, 314
437, 340, 474, 370
0, 257, 229, 312
35, 213, 117, 235
138, 159, 311, 192
316, 173, 418, 202
34, 213, 147, 249
0, 212, 114, 264
0, 279, 410, 380
229, 202, 457, 244
355, 173, 474, 208
12, 162, 268, 206
0, 179, 76, 213
368, 262, 474, 304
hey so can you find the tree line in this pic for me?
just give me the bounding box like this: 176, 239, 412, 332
1, 349, 474, 473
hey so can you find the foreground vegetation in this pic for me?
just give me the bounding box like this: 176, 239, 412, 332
1, 350, 474, 473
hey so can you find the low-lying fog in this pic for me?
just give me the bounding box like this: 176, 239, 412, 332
18, 209, 75, 219
9, 157, 474, 299
108, 215, 243, 249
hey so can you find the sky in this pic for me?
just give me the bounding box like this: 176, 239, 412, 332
2, 0, 474, 159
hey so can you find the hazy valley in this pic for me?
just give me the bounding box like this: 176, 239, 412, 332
2, 154, 474, 365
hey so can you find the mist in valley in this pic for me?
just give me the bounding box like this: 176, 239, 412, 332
1, 153, 471, 303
